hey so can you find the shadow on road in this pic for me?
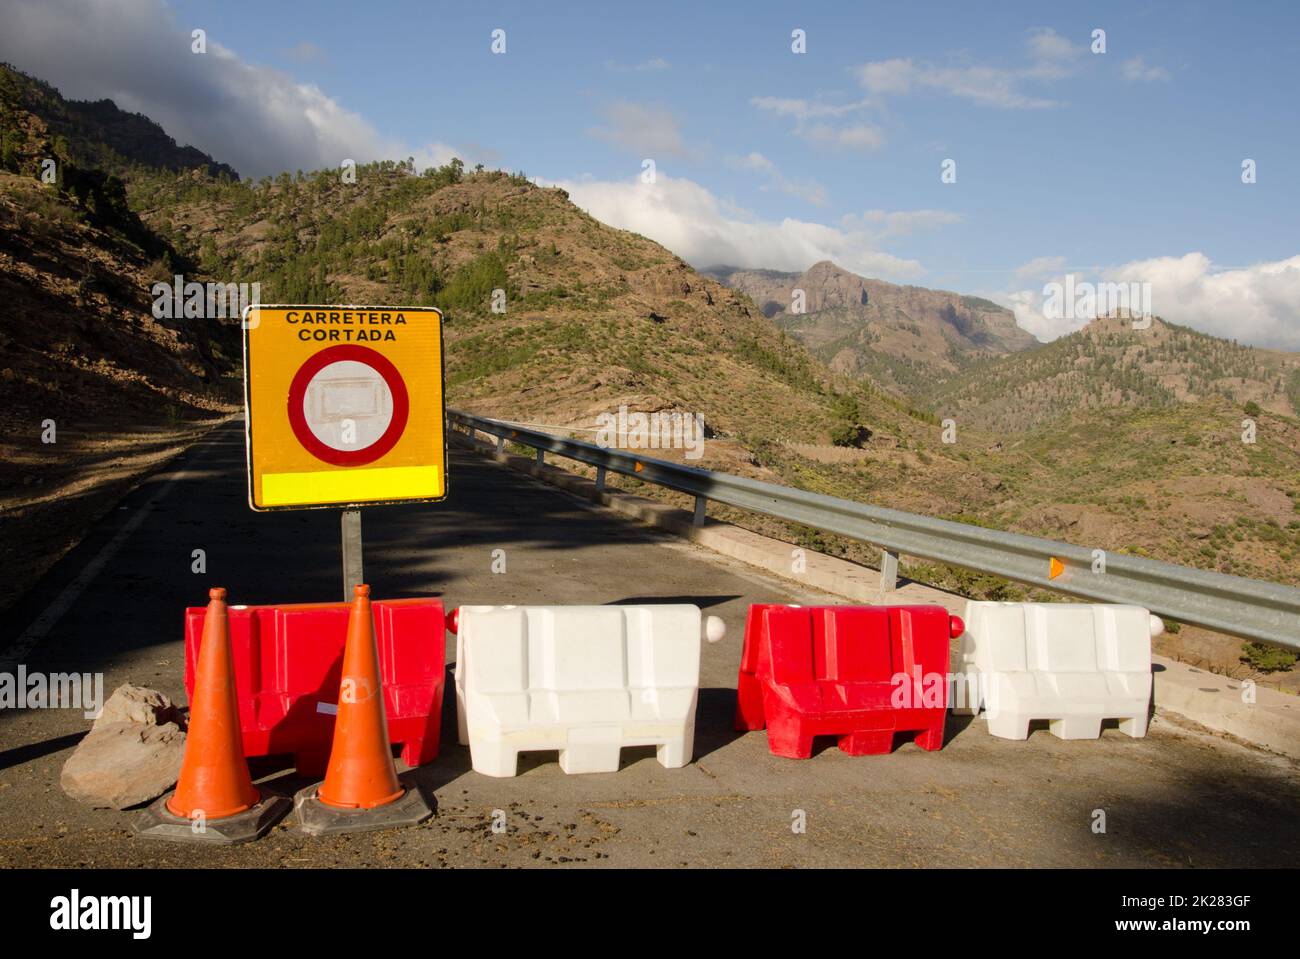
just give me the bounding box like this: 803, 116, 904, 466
0, 425, 700, 704
0, 731, 86, 771
605, 594, 740, 609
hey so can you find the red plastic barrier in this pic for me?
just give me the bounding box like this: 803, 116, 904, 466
734, 604, 953, 758
184, 597, 445, 776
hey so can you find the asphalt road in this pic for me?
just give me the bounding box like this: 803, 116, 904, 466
1, 423, 1297, 867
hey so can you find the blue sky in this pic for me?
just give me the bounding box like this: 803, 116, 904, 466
4, 0, 1299, 347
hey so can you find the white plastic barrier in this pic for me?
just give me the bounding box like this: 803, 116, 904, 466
954, 602, 1161, 740
454, 605, 725, 776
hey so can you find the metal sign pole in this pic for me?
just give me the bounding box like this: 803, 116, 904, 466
341, 509, 364, 600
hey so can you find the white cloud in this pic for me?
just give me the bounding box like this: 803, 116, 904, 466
855, 27, 1084, 109
1004, 288, 1053, 339
751, 96, 814, 117
804, 123, 886, 151
605, 57, 671, 72
750, 96, 868, 119
1024, 26, 1082, 70
544, 173, 925, 279
1012, 255, 1068, 283
588, 100, 691, 158
1113, 253, 1300, 349
1122, 57, 1170, 82
920, 65, 1059, 109
730, 152, 827, 206
1002, 253, 1300, 349
285, 41, 327, 65
0, 0, 469, 179
758, 27, 1084, 152
750, 96, 881, 151
737, 152, 776, 175
856, 59, 915, 96
846, 209, 963, 241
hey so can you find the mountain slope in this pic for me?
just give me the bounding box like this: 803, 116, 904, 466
130, 162, 929, 467
0, 64, 242, 613
706, 260, 1036, 395
926, 315, 1300, 432
0, 62, 238, 179
0, 169, 241, 612
0, 174, 235, 419
0, 62, 237, 424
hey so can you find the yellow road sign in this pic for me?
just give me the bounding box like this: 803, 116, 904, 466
242, 304, 446, 510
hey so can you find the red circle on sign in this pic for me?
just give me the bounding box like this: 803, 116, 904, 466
287, 344, 410, 466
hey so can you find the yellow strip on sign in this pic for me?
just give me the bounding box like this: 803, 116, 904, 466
262, 465, 443, 506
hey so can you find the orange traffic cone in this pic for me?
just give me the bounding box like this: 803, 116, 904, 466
294, 584, 431, 835
134, 587, 289, 844
318, 584, 403, 809
167, 587, 260, 818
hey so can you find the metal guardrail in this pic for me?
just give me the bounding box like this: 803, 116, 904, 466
448, 409, 1300, 647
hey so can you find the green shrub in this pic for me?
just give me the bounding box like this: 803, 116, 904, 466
830, 423, 869, 447
439, 250, 510, 313
421, 157, 464, 189
830, 393, 860, 422
1240, 641, 1297, 673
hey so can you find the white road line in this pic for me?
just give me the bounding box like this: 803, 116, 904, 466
0, 438, 219, 670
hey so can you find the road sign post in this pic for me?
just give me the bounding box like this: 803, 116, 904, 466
341, 509, 363, 601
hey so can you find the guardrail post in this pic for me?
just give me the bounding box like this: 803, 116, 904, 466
535, 448, 545, 468
692, 495, 707, 528
595, 466, 606, 494
495, 435, 505, 454
879, 548, 899, 596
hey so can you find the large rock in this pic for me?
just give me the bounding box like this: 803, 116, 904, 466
92, 683, 184, 731
61, 685, 187, 810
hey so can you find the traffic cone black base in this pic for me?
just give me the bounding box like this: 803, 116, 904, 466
133, 789, 290, 845
293, 774, 431, 837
